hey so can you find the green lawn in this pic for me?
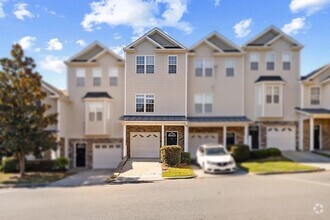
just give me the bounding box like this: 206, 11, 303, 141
0, 172, 69, 185
240, 157, 320, 174
162, 166, 195, 178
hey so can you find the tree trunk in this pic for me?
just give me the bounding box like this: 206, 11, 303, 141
18, 153, 26, 179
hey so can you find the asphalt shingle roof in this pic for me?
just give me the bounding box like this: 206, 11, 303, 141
255, 76, 284, 83
82, 92, 112, 99
295, 107, 330, 114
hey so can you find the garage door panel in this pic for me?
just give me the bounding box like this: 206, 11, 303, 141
267, 126, 295, 151
93, 144, 122, 169
131, 132, 160, 158
189, 133, 219, 159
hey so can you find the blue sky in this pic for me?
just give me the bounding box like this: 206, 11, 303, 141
0, 0, 329, 89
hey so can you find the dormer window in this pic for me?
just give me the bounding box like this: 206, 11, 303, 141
266, 53, 275, 71
250, 53, 259, 71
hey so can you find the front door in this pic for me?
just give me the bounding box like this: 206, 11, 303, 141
249, 126, 259, 150
76, 143, 86, 167
166, 131, 178, 145
314, 125, 321, 150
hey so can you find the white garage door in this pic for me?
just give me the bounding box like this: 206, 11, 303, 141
267, 126, 296, 151
131, 132, 160, 158
189, 133, 219, 159
93, 144, 122, 169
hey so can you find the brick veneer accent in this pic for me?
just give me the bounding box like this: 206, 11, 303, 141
126, 126, 162, 157
303, 119, 330, 151
164, 126, 184, 148
189, 127, 224, 144
254, 121, 298, 149
68, 138, 123, 168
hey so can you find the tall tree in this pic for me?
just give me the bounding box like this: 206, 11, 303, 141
0, 44, 58, 177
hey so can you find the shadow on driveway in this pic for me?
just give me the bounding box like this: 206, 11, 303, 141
283, 151, 330, 170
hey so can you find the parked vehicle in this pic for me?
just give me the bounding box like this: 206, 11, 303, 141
196, 144, 236, 173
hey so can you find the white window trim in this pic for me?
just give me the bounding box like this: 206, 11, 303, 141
250, 53, 259, 71
168, 55, 178, 74
194, 93, 213, 113
195, 58, 214, 77
225, 58, 235, 77
109, 67, 119, 86
265, 85, 281, 105
135, 55, 155, 74
310, 86, 321, 106
166, 131, 179, 145
282, 52, 292, 71
135, 94, 155, 113
266, 52, 276, 71
76, 68, 86, 87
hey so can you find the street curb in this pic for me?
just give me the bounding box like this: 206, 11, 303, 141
0, 183, 48, 189
252, 168, 325, 175
163, 175, 196, 180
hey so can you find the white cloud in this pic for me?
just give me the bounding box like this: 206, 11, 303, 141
113, 32, 122, 40
44, 7, 64, 18
290, 0, 330, 15
110, 45, 125, 57
18, 36, 36, 49
34, 47, 41, 52
233, 18, 252, 38
13, 3, 34, 20
0, 2, 5, 18
46, 38, 63, 51
214, 0, 220, 6
76, 39, 87, 47
40, 55, 67, 74
281, 17, 307, 35
81, 0, 193, 35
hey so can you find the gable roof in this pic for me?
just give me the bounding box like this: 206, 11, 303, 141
66, 41, 124, 63
42, 80, 64, 97
255, 76, 284, 83
301, 63, 330, 81
190, 32, 242, 53
244, 26, 303, 48
124, 27, 186, 50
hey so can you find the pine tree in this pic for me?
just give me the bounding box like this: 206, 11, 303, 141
0, 44, 58, 177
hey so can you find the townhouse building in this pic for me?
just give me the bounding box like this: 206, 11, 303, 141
43, 26, 329, 169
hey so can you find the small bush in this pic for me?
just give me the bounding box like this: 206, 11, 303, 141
2, 157, 18, 173
160, 145, 182, 166
55, 157, 69, 171
181, 152, 191, 164
267, 148, 282, 157
26, 160, 57, 172
230, 144, 250, 162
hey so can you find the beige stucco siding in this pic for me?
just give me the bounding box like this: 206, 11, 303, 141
187, 43, 244, 116
66, 52, 124, 138
244, 39, 300, 121
125, 40, 186, 115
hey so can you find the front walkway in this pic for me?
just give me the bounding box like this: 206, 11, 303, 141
283, 151, 330, 170
50, 169, 114, 187
116, 158, 163, 183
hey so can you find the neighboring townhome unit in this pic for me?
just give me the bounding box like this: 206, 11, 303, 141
296, 64, 330, 151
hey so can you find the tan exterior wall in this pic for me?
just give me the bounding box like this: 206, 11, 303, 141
303, 119, 330, 151
244, 39, 300, 121
125, 40, 187, 115
187, 43, 244, 116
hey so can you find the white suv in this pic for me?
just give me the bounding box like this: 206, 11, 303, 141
196, 144, 236, 173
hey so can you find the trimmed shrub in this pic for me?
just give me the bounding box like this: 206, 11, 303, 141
26, 160, 56, 172
55, 157, 69, 171
229, 144, 250, 162
160, 145, 181, 166
181, 152, 191, 164
267, 148, 282, 157
251, 149, 269, 159
2, 157, 18, 173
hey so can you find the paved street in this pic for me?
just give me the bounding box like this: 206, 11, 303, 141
1, 172, 330, 220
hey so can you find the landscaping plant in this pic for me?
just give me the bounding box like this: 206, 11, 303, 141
160, 145, 181, 166
230, 144, 250, 162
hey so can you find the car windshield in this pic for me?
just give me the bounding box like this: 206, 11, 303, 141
205, 147, 227, 156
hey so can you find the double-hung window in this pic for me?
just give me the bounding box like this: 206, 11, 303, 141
250, 53, 259, 71
266, 53, 275, 71
168, 56, 177, 74
311, 87, 320, 105
194, 94, 213, 113
226, 59, 235, 77
282, 53, 291, 71
92, 68, 102, 87
109, 67, 118, 86
195, 59, 213, 77
135, 94, 155, 112
76, 68, 85, 87
265, 86, 280, 104
88, 102, 103, 122
136, 56, 155, 74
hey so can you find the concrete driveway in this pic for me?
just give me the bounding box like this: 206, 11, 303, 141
283, 151, 330, 170
116, 158, 162, 183
50, 169, 114, 187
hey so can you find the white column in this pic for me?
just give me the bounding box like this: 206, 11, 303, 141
223, 126, 227, 148
309, 117, 314, 151
123, 125, 127, 157
65, 138, 69, 158
161, 125, 165, 146
184, 125, 189, 152
244, 125, 248, 145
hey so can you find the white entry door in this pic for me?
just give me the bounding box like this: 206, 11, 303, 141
189, 133, 219, 159
130, 132, 160, 158
267, 126, 296, 151
93, 144, 122, 169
